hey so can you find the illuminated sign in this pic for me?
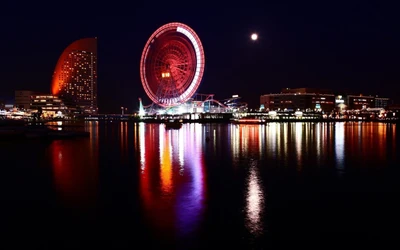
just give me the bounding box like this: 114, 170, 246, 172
335, 99, 344, 103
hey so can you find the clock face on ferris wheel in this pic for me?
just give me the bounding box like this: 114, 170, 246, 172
140, 22, 205, 107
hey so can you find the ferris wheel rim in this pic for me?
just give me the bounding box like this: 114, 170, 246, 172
140, 22, 205, 107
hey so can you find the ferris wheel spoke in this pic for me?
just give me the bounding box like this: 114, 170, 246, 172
171, 66, 187, 74
173, 62, 188, 66
155, 59, 167, 66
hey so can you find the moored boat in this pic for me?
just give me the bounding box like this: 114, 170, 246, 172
164, 119, 183, 129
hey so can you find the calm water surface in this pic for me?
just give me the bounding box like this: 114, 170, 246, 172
1, 121, 399, 247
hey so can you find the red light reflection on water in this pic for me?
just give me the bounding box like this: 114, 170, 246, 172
230, 124, 261, 162
343, 122, 392, 166
138, 123, 162, 221
50, 128, 98, 209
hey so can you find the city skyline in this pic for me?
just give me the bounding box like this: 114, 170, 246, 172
0, 1, 398, 112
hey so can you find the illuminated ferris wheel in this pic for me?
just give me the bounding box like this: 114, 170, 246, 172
140, 22, 205, 107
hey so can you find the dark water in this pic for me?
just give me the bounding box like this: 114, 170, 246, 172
1, 121, 399, 247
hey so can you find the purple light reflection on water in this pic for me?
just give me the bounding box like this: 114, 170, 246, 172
175, 124, 206, 237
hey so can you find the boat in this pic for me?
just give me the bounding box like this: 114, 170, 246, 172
164, 119, 183, 129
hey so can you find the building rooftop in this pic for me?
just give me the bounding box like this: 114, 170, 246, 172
281, 88, 334, 95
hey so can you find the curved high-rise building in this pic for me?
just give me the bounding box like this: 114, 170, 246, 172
51, 37, 97, 114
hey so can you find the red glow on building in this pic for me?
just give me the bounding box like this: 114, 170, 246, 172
51, 37, 98, 114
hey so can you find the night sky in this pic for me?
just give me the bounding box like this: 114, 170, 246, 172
1, 1, 398, 113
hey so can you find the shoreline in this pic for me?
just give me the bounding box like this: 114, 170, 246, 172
2, 118, 399, 126
109, 118, 400, 124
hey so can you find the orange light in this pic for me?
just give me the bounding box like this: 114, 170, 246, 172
51, 38, 97, 96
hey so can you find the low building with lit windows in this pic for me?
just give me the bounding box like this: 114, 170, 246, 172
346, 95, 375, 110
375, 96, 390, 109
15, 90, 41, 110
30, 94, 73, 118
260, 88, 335, 112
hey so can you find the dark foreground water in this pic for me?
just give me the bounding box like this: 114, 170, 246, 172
1, 121, 399, 247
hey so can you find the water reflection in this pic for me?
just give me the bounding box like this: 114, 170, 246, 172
315, 123, 322, 165
282, 123, 288, 166
391, 124, 397, 159
137, 123, 160, 224
119, 121, 129, 163
238, 122, 399, 171
50, 124, 98, 210
138, 123, 206, 237
139, 122, 146, 172
12, 120, 399, 243
159, 127, 173, 194
246, 159, 264, 236
259, 125, 265, 158
230, 125, 265, 236
266, 123, 277, 159
231, 125, 240, 160
335, 122, 345, 171
343, 122, 392, 167
176, 124, 206, 236
230, 124, 261, 160
178, 127, 184, 171
294, 123, 303, 170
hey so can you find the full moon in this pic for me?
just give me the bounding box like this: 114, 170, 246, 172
251, 33, 258, 41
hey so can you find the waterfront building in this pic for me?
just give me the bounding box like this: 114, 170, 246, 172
387, 103, 400, 112
334, 94, 347, 111
260, 88, 335, 112
15, 90, 40, 110
346, 94, 375, 110
30, 94, 71, 118
375, 96, 391, 109
51, 37, 98, 114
